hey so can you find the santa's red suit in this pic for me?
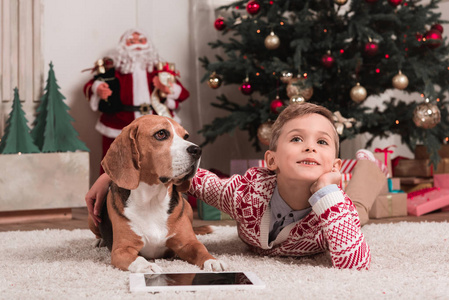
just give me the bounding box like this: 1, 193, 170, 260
84, 68, 189, 138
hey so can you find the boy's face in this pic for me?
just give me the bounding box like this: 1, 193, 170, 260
265, 114, 341, 185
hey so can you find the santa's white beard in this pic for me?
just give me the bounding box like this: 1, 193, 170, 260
112, 45, 160, 74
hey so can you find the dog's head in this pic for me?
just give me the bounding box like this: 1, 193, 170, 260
101, 115, 201, 191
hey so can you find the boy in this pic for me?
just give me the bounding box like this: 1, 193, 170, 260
86, 103, 387, 270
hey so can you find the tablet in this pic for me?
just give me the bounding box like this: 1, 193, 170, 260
129, 271, 265, 292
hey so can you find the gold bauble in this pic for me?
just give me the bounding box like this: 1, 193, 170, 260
350, 83, 367, 103
289, 95, 306, 104
257, 121, 273, 146
334, 0, 348, 5
264, 31, 280, 50
280, 71, 293, 83
207, 73, 222, 89
392, 71, 409, 90
286, 77, 313, 100
413, 102, 441, 129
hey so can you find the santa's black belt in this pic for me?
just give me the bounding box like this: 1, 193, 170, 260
121, 103, 153, 115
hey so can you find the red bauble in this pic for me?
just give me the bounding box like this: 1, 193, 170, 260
431, 24, 444, 34
246, 0, 260, 15
321, 53, 335, 68
214, 17, 226, 31
270, 98, 284, 114
425, 29, 443, 49
364, 41, 379, 56
388, 0, 402, 6
239, 82, 253, 95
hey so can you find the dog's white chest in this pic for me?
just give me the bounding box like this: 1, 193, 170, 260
124, 183, 171, 259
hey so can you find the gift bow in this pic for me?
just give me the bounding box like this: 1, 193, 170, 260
333, 111, 356, 135
374, 145, 396, 168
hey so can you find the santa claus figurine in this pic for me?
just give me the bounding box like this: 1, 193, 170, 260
83, 28, 190, 167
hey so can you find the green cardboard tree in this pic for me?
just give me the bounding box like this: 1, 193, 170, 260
31, 62, 89, 152
0, 88, 40, 154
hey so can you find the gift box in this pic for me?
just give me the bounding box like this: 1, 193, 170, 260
399, 177, 433, 193
394, 159, 449, 177
394, 159, 433, 177
369, 193, 407, 219
415, 144, 449, 159
407, 187, 449, 216
379, 178, 401, 194
374, 146, 395, 177
434, 174, 449, 189
435, 158, 449, 174
339, 173, 352, 190
197, 199, 232, 220
230, 159, 266, 175
340, 159, 357, 174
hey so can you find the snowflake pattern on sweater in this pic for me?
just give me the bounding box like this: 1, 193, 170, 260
189, 167, 370, 270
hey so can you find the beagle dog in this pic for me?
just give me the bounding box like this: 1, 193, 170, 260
88, 115, 226, 273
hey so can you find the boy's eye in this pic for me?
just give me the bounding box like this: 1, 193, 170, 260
291, 136, 303, 142
318, 139, 329, 145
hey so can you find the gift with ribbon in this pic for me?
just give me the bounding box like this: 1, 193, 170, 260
407, 187, 449, 216
374, 145, 395, 177
369, 193, 407, 219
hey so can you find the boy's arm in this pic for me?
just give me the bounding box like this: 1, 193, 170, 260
189, 168, 244, 222
309, 185, 371, 270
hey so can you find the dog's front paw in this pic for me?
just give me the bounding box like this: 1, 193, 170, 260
128, 256, 163, 273
203, 259, 228, 271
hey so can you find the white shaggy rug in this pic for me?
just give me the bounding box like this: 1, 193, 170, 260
1, 222, 449, 299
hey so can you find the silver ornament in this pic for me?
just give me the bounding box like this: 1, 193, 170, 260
392, 71, 409, 90
289, 95, 306, 104
413, 101, 441, 129
350, 83, 367, 103
264, 31, 280, 50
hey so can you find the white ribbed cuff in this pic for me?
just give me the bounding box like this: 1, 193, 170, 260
311, 190, 345, 216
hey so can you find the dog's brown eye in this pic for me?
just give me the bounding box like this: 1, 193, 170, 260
184, 134, 189, 140
154, 130, 169, 140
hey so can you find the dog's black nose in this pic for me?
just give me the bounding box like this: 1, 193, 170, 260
187, 145, 202, 160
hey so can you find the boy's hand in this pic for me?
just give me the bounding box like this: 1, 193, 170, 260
85, 173, 111, 226
310, 168, 341, 195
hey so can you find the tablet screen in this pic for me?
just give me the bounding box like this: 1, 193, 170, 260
144, 272, 254, 287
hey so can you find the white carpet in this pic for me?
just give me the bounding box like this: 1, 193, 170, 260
1, 222, 449, 299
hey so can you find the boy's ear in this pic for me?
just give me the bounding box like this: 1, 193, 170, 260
264, 150, 277, 171
333, 158, 342, 171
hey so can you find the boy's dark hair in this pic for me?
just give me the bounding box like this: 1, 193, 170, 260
269, 102, 339, 156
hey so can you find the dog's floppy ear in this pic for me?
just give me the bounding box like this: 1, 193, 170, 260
101, 123, 140, 190
175, 179, 191, 193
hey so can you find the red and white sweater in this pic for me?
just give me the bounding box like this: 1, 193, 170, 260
189, 167, 371, 270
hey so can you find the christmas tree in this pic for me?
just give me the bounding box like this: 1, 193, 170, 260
200, 0, 449, 163
0, 88, 40, 154
31, 62, 89, 152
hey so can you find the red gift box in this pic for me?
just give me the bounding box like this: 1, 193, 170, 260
340, 159, 357, 174
407, 187, 449, 216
